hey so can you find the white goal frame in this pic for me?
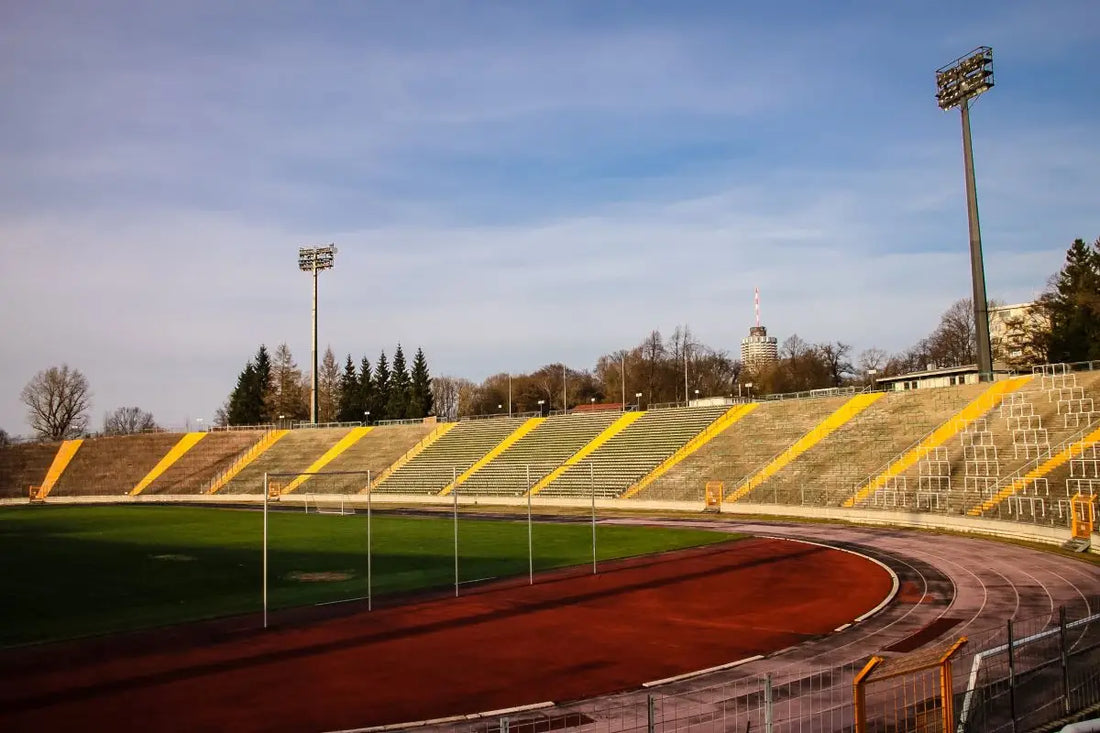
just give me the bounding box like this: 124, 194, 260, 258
263, 470, 372, 629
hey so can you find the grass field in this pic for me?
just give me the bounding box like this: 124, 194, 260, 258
0, 504, 736, 647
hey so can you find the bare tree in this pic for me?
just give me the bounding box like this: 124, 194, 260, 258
318, 346, 340, 422
858, 348, 888, 375
267, 343, 307, 419
817, 342, 854, 387
0, 428, 10, 448
104, 407, 158, 436
431, 376, 468, 421
21, 365, 92, 440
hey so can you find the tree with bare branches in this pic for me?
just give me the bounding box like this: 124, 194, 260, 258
104, 407, 158, 436
21, 365, 92, 440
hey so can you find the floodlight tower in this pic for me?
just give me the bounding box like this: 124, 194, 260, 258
936, 46, 995, 381
299, 244, 336, 424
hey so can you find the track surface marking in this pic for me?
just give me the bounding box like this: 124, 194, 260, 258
0, 538, 890, 732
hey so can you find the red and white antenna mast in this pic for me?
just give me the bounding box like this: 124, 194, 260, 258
754, 287, 761, 327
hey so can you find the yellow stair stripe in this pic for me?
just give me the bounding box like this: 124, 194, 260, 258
968, 425, 1100, 516
36, 439, 84, 498
844, 376, 1031, 508
207, 430, 289, 494
439, 418, 546, 496
130, 432, 207, 496
727, 393, 884, 503
369, 422, 456, 491
280, 427, 373, 494
621, 403, 759, 500
528, 411, 646, 496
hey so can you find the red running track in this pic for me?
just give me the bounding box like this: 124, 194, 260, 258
0, 537, 892, 732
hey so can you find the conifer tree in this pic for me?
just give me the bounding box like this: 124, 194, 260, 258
269, 343, 307, 420
358, 356, 374, 422
227, 360, 259, 425
408, 347, 434, 418
336, 355, 359, 422
1044, 237, 1100, 362
373, 351, 391, 421
318, 347, 339, 422
253, 345, 272, 422
388, 345, 411, 418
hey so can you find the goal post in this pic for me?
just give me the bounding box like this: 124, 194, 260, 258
704, 481, 724, 512
262, 470, 373, 629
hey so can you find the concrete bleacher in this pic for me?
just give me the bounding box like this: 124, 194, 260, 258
537, 405, 730, 500
458, 411, 621, 496
633, 396, 849, 502
143, 431, 265, 495
50, 433, 185, 496
743, 384, 987, 507
297, 423, 436, 493
0, 441, 63, 499
218, 428, 355, 494
373, 417, 528, 494
955, 370, 1100, 524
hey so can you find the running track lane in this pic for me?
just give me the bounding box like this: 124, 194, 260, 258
0, 538, 892, 732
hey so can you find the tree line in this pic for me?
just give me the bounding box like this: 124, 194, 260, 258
6, 236, 1098, 440
219, 343, 433, 425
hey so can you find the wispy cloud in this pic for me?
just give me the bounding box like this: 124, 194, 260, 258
1, 1, 1098, 432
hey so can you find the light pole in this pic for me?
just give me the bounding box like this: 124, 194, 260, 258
745, 383, 753, 399
537, 399, 545, 416
635, 392, 643, 410
364, 410, 370, 426
196, 417, 203, 432
298, 244, 337, 423
936, 47, 994, 381
867, 368, 878, 391
693, 388, 700, 404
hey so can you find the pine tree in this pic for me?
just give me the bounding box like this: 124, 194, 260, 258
387, 344, 411, 418
1045, 237, 1100, 362
253, 345, 272, 422
336, 355, 359, 422
227, 360, 259, 425
407, 347, 434, 418
358, 356, 374, 423
373, 351, 391, 421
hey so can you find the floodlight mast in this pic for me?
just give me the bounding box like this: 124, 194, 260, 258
936, 47, 995, 381
298, 244, 336, 424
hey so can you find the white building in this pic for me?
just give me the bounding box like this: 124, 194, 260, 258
741, 325, 778, 370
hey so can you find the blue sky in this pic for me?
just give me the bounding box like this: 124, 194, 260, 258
1, 1, 1098, 433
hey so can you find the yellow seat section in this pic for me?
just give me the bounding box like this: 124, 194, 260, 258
130, 433, 206, 496
622, 403, 758, 499
528, 411, 644, 495
279, 427, 373, 494
440, 418, 545, 496
727, 393, 883, 503
37, 439, 84, 499
968, 425, 1100, 516
207, 430, 289, 494
844, 376, 1030, 508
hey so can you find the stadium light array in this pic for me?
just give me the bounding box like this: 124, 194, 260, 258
936, 47, 994, 381
299, 244, 337, 424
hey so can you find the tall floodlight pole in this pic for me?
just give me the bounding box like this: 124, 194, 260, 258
298, 245, 336, 423
936, 47, 994, 381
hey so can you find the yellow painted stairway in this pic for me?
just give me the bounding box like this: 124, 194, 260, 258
844, 376, 1030, 508
130, 433, 207, 496
968, 424, 1100, 516
439, 418, 545, 496
622, 403, 758, 499
34, 439, 83, 499
280, 427, 373, 494
726, 393, 884, 503
207, 430, 288, 494
368, 422, 456, 491
528, 411, 645, 495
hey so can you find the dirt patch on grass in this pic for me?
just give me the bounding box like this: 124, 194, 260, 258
286, 571, 354, 583
150, 554, 194, 562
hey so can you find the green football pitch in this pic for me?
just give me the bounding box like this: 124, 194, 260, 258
0, 504, 736, 647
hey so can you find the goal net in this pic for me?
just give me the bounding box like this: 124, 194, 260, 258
262, 470, 374, 626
